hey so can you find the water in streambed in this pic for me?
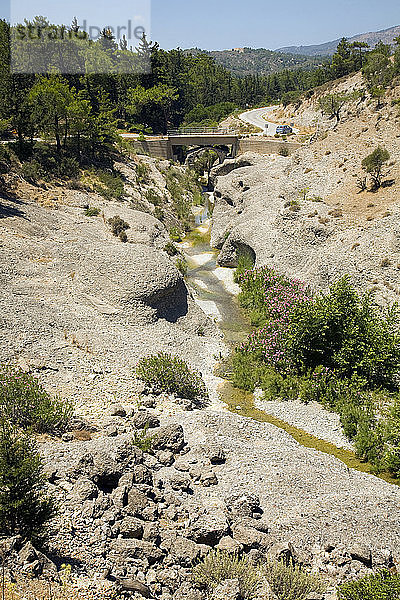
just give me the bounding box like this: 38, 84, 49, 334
181, 208, 400, 487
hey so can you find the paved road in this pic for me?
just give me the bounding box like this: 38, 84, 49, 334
239, 106, 299, 136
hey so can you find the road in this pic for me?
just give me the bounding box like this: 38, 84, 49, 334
239, 106, 299, 136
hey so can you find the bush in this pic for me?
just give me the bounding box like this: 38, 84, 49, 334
192, 550, 261, 599
163, 241, 178, 256
279, 146, 289, 157
21, 145, 79, 183
176, 257, 188, 276
132, 425, 155, 453
264, 560, 326, 600
108, 215, 130, 237
145, 188, 162, 206
136, 352, 208, 401
93, 169, 125, 200
0, 365, 73, 434
0, 421, 56, 540
170, 227, 183, 242
286, 277, 400, 388
84, 206, 101, 217
136, 161, 151, 184
338, 570, 400, 600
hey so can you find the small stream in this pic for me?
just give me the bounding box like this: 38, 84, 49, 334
181, 198, 400, 487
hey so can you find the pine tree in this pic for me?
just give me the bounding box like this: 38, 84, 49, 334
0, 421, 56, 540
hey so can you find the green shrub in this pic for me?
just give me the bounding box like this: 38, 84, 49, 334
192, 550, 261, 599
21, 146, 79, 183
286, 277, 400, 388
93, 169, 125, 200
136, 352, 208, 401
154, 207, 164, 221
176, 257, 188, 276
145, 188, 162, 206
132, 425, 154, 453
279, 146, 289, 157
338, 570, 400, 600
84, 206, 101, 217
362, 147, 390, 189
264, 560, 326, 600
234, 246, 256, 282
163, 241, 178, 256
169, 227, 183, 242
0, 365, 73, 434
136, 161, 151, 184
0, 421, 56, 540
108, 215, 130, 237
21, 159, 44, 183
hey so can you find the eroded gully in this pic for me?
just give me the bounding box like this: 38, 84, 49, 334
179, 202, 399, 487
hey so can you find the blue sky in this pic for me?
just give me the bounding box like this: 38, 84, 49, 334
1, 0, 399, 50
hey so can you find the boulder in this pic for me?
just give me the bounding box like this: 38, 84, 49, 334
211, 579, 241, 600
170, 471, 192, 492
232, 524, 271, 552
153, 425, 185, 453
110, 538, 163, 564
170, 536, 202, 567
125, 488, 149, 516
189, 501, 229, 546
134, 410, 160, 430
118, 517, 144, 539
119, 579, 151, 597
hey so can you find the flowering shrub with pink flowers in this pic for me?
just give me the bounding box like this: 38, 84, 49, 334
233, 266, 400, 478
234, 266, 311, 377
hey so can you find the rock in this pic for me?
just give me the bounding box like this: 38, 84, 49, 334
170, 471, 192, 492
216, 536, 242, 554
173, 582, 204, 600
199, 470, 218, 487
19, 543, 58, 580
170, 536, 202, 567
232, 525, 271, 552
189, 501, 229, 546
267, 542, 295, 564
119, 579, 151, 597
134, 410, 160, 430
153, 425, 185, 453
226, 493, 261, 518
348, 543, 372, 566
71, 477, 99, 502
211, 579, 241, 600
19, 541, 37, 563
126, 488, 150, 516
106, 425, 118, 437
204, 444, 226, 465
134, 464, 153, 485
142, 522, 160, 542
110, 539, 163, 564
111, 485, 128, 509
157, 450, 175, 466
109, 404, 127, 417
118, 517, 144, 539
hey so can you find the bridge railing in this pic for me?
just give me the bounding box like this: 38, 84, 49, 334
167, 127, 238, 136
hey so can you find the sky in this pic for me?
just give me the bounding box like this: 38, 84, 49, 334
1, 0, 399, 50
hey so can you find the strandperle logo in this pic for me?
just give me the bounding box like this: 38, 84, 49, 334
9, 0, 151, 74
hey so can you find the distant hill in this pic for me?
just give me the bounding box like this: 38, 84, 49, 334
185, 47, 327, 76
277, 25, 400, 56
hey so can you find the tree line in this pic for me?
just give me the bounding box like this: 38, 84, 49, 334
1, 16, 400, 165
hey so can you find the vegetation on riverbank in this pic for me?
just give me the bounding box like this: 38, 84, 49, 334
232, 265, 400, 477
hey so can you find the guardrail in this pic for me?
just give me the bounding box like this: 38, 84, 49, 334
167, 127, 238, 135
